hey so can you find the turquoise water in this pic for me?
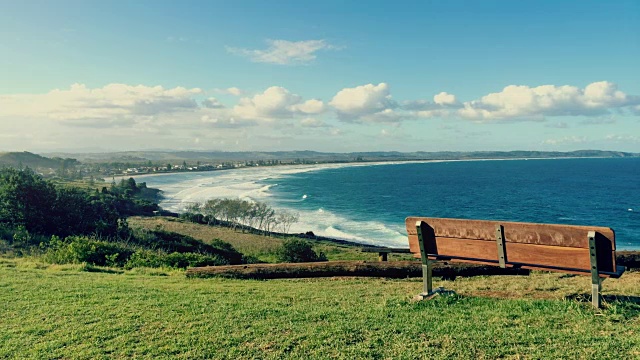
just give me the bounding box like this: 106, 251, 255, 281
134, 158, 640, 249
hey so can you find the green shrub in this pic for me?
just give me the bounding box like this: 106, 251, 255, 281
131, 230, 243, 264
43, 236, 134, 267
163, 252, 227, 268
40, 232, 247, 269
276, 239, 327, 263
241, 255, 263, 264
123, 250, 164, 269
0, 224, 49, 255
0, 224, 13, 242
179, 212, 206, 224
124, 250, 227, 269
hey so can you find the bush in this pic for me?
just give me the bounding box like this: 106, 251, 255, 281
0, 224, 50, 255
276, 239, 327, 263
0, 224, 13, 242
39, 232, 248, 269
124, 250, 228, 269
131, 230, 243, 264
241, 255, 263, 264
43, 236, 134, 267
179, 212, 207, 224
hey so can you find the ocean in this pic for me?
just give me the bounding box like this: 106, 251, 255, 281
130, 157, 640, 250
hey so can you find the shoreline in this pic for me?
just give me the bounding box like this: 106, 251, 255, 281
109, 155, 615, 182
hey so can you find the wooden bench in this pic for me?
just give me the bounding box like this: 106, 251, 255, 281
361, 247, 412, 261
405, 217, 626, 308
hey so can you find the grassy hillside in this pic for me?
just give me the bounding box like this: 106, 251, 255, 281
128, 216, 404, 262
1, 258, 639, 359
0, 151, 76, 170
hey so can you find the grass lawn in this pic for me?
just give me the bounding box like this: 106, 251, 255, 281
1, 257, 639, 359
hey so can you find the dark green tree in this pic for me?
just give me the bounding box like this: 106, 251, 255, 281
0, 168, 57, 234
276, 239, 327, 263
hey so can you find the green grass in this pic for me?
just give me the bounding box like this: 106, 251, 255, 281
1, 257, 639, 359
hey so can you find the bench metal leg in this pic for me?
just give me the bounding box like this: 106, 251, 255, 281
591, 281, 601, 308
422, 259, 433, 295
414, 221, 455, 301
495, 224, 507, 268
588, 231, 601, 308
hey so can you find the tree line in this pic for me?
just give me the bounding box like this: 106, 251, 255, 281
0, 168, 158, 239
184, 198, 299, 235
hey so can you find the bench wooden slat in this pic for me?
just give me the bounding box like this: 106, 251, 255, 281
405, 217, 615, 250
407, 234, 616, 275
405, 217, 617, 275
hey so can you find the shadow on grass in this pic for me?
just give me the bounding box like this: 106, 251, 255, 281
565, 293, 640, 319
82, 264, 124, 274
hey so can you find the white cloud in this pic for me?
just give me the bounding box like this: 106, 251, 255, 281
1, 80, 639, 152
233, 86, 301, 120
414, 109, 451, 119
458, 81, 639, 122
200, 114, 249, 128
202, 97, 224, 109
330, 83, 397, 121
364, 109, 405, 123
542, 136, 588, 145
0, 83, 202, 126
226, 87, 243, 96
214, 87, 244, 96
433, 92, 458, 106
227, 39, 338, 65
292, 99, 326, 114
605, 134, 640, 143
231, 86, 324, 121
401, 91, 460, 118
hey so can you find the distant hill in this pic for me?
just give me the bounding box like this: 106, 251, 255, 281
0, 151, 78, 170
44, 149, 639, 164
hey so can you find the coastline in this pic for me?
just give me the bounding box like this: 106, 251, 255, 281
114, 157, 639, 250
109, 155, 613, 182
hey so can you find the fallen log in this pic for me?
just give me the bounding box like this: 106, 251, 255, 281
185, 260, 530, 279
616, 251, 640, 270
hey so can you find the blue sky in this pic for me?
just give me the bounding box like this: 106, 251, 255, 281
1, 0, 639, 153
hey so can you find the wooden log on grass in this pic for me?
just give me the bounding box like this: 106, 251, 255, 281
616, 251, 640, 270
185, 260, 530, 279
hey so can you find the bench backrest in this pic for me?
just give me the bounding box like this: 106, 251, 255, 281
405, 217, 618, 277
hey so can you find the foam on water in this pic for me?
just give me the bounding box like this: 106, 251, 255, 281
282, 207, 408, 247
